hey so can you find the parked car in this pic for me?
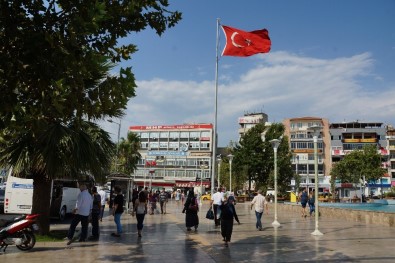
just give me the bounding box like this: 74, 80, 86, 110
201, 193, 211, 201
0, 189, 5, 214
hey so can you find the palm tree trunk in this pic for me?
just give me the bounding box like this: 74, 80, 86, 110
32, 174, 52, 235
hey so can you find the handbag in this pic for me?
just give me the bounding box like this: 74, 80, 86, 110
188, 198, 198, 212
206, 207, 214, 220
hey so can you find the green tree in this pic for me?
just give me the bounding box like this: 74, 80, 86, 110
0, 0, 181, 234
330, 145, 386, 200
117, 132, 141, 176
232, 123, 294, 195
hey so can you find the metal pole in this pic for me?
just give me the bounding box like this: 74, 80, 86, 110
272, 146, 280, 227
211, 18, 220, 195
312, 133, 323, 236
229, 159, 232, 193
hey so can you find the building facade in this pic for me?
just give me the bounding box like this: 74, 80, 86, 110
238, 112, 268, 141
387, 126, 395, 186
330, 121, 390, 197
283, 117, 332, 193
129, 124, 214, 192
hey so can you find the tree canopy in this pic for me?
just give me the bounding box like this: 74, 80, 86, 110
231, 123, 294, 194
0, 0, 181, 234
330, 145, 386, 194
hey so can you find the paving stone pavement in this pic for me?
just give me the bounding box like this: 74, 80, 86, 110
2, 200, 395, 262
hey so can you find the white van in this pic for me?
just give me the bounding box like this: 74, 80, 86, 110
4, 173, 92, 220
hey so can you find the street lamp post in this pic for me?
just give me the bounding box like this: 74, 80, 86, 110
108, 119, 121, 171
308, 125, 323, 236
228, 154, 234, 193
217, 155, 222, 189
270, 138, 281, 227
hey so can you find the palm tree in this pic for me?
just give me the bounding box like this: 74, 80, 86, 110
117, 132, 141, 175
0, 119, 114, 234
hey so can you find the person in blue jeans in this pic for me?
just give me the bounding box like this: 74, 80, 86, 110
300, 188, 308, 218
111, 186, 124, 237
308, 191, 315, 217
133, 191, 148, 237
250, 190, 265, 231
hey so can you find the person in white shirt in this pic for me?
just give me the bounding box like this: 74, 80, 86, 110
250, 189, 265, 231
98, 187, 107, 221
210, 187, 224, 226
66, 184, 93, 244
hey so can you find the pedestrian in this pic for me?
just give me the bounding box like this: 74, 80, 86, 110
131, 187, 139, 211
250, 189, 265, 231
89, 186, 101, 240
175, 190, 181, 204
66, 184, 92, 245
210, 187, 224, 227
220, 192, 240, 247
98, 187, 107, 222
159, 188, 168, 214
181, 191, 185, 204
300, 188, 308, 218
182, 189, 199, 231
111, 186, 124, 237
148, 190, 158, 215
264, 195, 270, 215
308, 191, 315, 217
133, 191, 148, 237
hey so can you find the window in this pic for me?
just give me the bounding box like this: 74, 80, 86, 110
169, 132, 179, 140
150, 132, 159, 139
200, 142, 210, 149
149, 142, 159, 149
160, 132, 169, 138
159, 142, 168, 149
189, 131, 200, 138
169, 142, 179, 149
141, 132, 149, 139
180, 132, 189, 139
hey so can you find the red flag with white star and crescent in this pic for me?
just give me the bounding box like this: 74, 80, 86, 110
221, 25, 271, 57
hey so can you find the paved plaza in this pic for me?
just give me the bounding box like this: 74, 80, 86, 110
2, 200, 395, 262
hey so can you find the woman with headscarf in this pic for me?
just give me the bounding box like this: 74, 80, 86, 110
220, 192, 240, 247
182, 188, 199, 231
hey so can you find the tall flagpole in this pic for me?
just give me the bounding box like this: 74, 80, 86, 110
211, 18, 220, 195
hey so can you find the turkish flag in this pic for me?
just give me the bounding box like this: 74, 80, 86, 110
221, 25, 271, 57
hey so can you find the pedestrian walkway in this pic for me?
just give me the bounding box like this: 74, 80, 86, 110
2, 200, 395, 262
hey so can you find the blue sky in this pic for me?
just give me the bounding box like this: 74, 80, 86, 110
102, 0, 395, 147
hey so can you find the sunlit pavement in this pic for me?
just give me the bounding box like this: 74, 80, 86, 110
2, 200, 395, 262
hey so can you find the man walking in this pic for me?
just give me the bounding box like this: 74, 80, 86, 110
66, 184, 92, 245
89, 186, 101, 240
210, 187, 224, 227
250, 189, 265, 231
159, 188, 168, 214
98, 187, 107, 222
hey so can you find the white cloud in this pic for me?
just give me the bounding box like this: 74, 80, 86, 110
103, 51, 395, 146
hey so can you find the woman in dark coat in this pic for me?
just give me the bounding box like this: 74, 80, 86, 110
182, 189, 199, 231
220, 192, 240, 247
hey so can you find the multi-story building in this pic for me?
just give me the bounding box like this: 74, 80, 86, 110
238, 112, 268, 141
330, 121, 390, 197
283, 117, 332, 194
387, 125, 395, 186
129, 124, 214, 192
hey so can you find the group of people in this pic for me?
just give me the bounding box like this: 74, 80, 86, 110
299, 188, 316, 217
66, 184, 107, 245
66, 185, 272, 248
66, 184, 153, 244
